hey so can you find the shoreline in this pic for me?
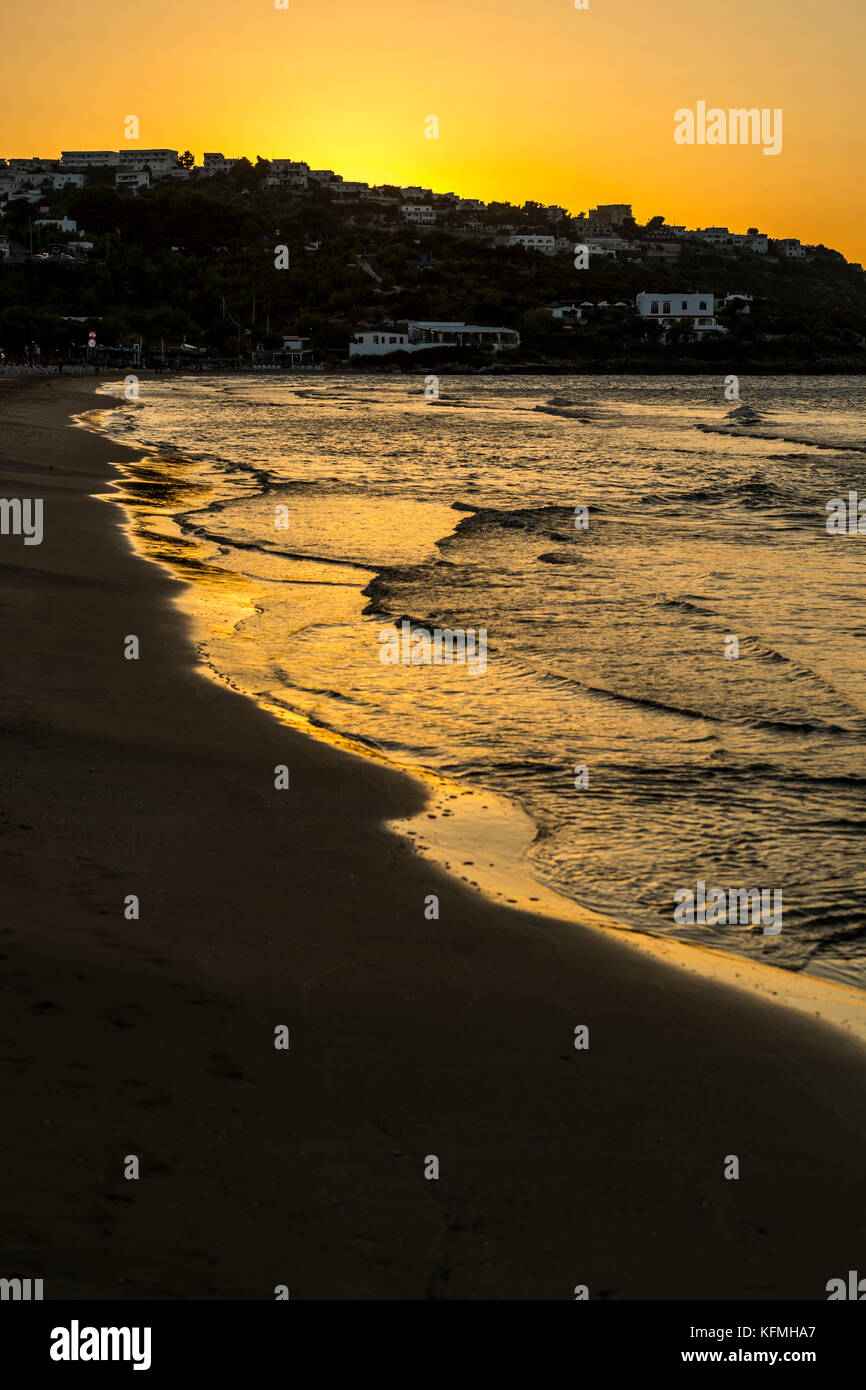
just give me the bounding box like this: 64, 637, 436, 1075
2, 373, 866, 1299
5, 362, 866, 380
79, 377, 866, 1047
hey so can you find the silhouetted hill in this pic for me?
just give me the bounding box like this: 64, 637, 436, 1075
2, 167, 864, 370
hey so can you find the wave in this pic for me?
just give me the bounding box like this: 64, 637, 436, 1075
640, 476, 806, 508
724, 403, 766, 424
658, 597, 713, 614
532, 405, 596, 422
179, 519, 375, 570
698, 422, 866, 454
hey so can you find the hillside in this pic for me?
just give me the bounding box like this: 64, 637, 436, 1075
2, 162, 865, 371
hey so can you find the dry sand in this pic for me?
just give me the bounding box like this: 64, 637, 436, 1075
1, 374, 864, 1300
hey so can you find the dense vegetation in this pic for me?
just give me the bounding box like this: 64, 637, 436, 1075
2, 159, 865, 370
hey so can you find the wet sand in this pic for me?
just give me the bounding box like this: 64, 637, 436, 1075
1, 374, 864, 1300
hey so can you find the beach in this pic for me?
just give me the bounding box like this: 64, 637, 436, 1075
1, 373, 865, 1300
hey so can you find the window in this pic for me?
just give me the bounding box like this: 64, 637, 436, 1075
681, 300, 688, 310
700, 300, 707, 310
651, 302, 659, 313
662, 302, 670, 314
389, 336, 397, 344
373, 335, 379, 344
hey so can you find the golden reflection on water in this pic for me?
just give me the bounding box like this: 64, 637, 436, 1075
96, 443, 262, 637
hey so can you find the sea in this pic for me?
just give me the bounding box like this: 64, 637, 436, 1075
89, 373, 866, 988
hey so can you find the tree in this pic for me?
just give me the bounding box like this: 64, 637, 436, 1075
179, 150, 195, 170
228, 157, 257, 191
68, 186, 123, 234
667, 316, 696, 344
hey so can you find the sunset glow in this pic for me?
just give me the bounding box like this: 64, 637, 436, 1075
6, 0, 866, 259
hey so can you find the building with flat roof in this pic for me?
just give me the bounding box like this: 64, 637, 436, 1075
266, 160, 309, 190
115, 171, 150, 193
635, 291, 724, 340
350, 321, 520, 356
505, 234, 555, 255
350, 331, 420, 356
202, 153, 237, 175
117, 149, 178, 174
407, 321, 520, 350
402, 204, 436, 225
34, 217, 77, 233
61, 151, 118, 168
7, 157, 57, 173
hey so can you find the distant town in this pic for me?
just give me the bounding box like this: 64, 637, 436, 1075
1, 147, 865, 373
1, 148, 824, 260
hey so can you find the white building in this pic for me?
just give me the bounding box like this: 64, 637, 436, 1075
202, 153, 236, 175
402, 204, 436, 225
692, 226, 731, 245
52, 172, 85, 190
776, 238, 805, 258
0, 173, 46, 197
586, 240, 618, 259
408, 321, 520, 350
331, 180, 369, 196
506, 234, 555, 255
585, 235, 639, 256
115, 171, 150, 193
266, 160, 309, 190
350, 331, 420, 356
281, 335, 314, 365
350, 321, 520, 356
61, 151, 118, 168
7, 157, 56, 174
117, 149, 178, 174
35, 217, 77, 233
729, 231, 768, 253
689, 225, 768, 254
635, 291, 723, 340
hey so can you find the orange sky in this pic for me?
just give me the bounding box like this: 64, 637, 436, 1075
6, 0, 866, 260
